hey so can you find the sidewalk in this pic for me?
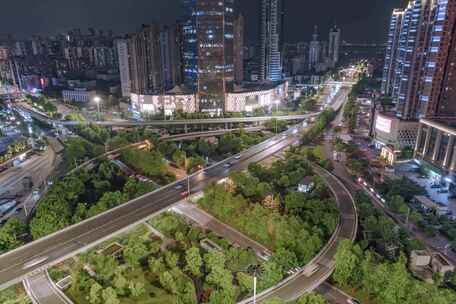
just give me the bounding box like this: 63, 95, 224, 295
171, 201, 272, 259
23, 270, 73, 304
323, 120, 456, 263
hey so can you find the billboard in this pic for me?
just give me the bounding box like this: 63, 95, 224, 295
376, 115, 392, 134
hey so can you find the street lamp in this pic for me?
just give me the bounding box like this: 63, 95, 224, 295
94, 96, 101, 120
274, 100, 280, 134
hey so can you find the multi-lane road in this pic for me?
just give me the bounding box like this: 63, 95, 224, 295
2, 84, 354, 303
0, 148, 56, 220
0, 126, 306, 289
15, 103, 318, 128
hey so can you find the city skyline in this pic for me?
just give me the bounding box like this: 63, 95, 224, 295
0, 0, 408, 43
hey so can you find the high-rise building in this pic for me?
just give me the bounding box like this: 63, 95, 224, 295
160, 24, 183, 90
308, 26, 320, 70
328, 26, 341, 67
234, 14, 244, 84
380, 0, 437, 120
420, 0, 456, 117
196, 0, 235, 114
182, 0, 198, 88
258, 0, 282, 81
128, 24, 162, 95
381, 0, 456, 120
116, 39, 131, 98
381, 9, 405, 96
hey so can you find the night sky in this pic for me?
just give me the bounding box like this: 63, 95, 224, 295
0, 0, 408, 43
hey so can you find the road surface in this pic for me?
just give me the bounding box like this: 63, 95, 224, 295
239, 165, 357, 303
23, 271, 72, 304
15, 103, 317, 127
324, 108, 456, 264
0, 148, 55, 220
0, 126, 305, 289
172, 201, 272, 258
316, 282, 353, 304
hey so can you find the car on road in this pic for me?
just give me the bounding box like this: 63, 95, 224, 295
224, 163, 232, 168
180, 191, 189, 198
234, 155, 241, 160
347, 299, 361, 304
174, 184, 184, 190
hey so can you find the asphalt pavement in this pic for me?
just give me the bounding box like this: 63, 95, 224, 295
0, 128, 302, 289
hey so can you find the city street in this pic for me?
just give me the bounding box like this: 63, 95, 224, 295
0, 147, 56, 220
324, 109, 456, 264
0, 127, 304, 289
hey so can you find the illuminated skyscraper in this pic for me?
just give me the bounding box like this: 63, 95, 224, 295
182, 0, 235, 114
258, 0, 282, 81
328, 26, 341, 67
381, 9, 405, 96
382, 0, 456, 120
308, 26, 320, 70
182, 0, 198, 88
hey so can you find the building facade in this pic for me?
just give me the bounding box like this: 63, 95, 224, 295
308, 26, 320, 71
62, 88, 97, 103
233, 14, 244, 84
128, 24, 163, 95
373, 111, 419, 150
130, 81, 288, 115
258, 0, 282, 81
381, 0, 456, 120
116, 39, 131, 98
415, 119, 456, 176
381, 9, 405, 96
160, 25, 183, 90
182, 0, 198, 88
328, 26, 341, 67
196, 0, 235, 114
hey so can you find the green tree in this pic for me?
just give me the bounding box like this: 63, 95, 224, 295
88, 282, 103, 304
113, 273, 128, 296
101, 287, 120, 304
0, 218, 27, 252
297, 293, 327, 304
185, 247, 203, 277
259, 260, 284, 290
204, 251, 226, 271
333, 240, 361, 287
159, 271, 178, 294
124, 237, 148, 267
236, 272, 254, 294
129, 280, 145, 297
272, 248, 299, 271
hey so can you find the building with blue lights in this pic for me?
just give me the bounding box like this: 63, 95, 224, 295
258, 0, 282, 82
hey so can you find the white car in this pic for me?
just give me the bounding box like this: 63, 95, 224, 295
347, 299, 361, 304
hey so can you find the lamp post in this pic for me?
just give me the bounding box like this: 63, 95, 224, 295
94, 96, 101, 120
274, 100, 280, 134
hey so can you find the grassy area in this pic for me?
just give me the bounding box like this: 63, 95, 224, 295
0, 284, 31, 304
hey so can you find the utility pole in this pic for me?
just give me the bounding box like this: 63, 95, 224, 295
253, 275, 257, 304
406, 207, 411, 229
187, 175, 191, 194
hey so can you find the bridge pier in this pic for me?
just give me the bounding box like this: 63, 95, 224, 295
184, 124, 188, 134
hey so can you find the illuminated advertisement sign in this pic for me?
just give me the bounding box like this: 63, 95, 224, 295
376, 115, 392, 134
